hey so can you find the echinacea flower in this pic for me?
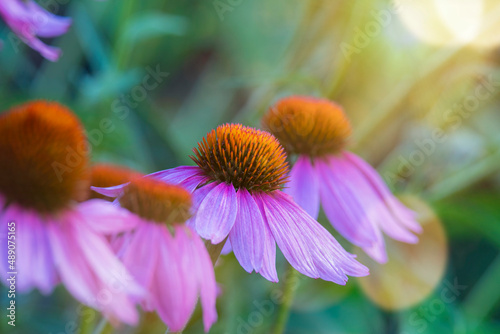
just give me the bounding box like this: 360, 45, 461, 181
0, 101, 142, 324
95, 124, 369, 284
262, 96, 423, 263
0, 0, 71, 61
89, 163, 143, 201
96, 177, 217, 332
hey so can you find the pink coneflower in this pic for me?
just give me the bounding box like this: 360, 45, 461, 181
95, 124, 369, 284
262, 96, 423, 264
0, 101, 142, 324
97, 177, 217, 332
0, 0, 71, 61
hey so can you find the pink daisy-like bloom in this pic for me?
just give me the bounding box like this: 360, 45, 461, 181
0, 101, 142, 325
262, 96, 423, 264
95, 124, 369, 284
95, 178, 217, 332
0, 0, 71, 61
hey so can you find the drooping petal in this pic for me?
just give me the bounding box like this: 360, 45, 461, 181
153, 226, 196, 331
187, 226, 218, 332
48, 212, 141, 325
119, 223, 159, 308
76, 199, 140, 234
285, 155, 320, 219
229, 188, 265, 273
25, 0, 72, 37
344, 152, 423, 234
0, 0, 71, 61
19, 209, 57, 294
316, 157, 380, 247
338, 154, 419, 244
0, 203, 56, 294
253, 195, 279, 282
257, 192, 319, 279
195, 182, 238, 244
261, 191, 369, 283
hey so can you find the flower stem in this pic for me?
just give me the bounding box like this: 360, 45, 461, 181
92, 317, 111, 334
272, 266, 301, 334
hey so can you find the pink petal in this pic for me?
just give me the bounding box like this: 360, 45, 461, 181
25, 0, 72, 37
0, 204, 57, 294
220, 238, 232, 255
229, 188, 265, 273
344, 152, 423, 234
20, 209, 57, 293
195, 182, 238, 244
91, 184, 127, 198
285, 155, 320, 219
76, 199, 139, 234
188, 226, 218, 331
149, 166, 203, 184
119, 223, 159, 304
317, 158, 380, 246
262, 191, 369, 283
153, 227, 196, 331
0, 0, 70, 61
337, 155, 419, 244
257, 192, 319, 279
48, 212, 141, 325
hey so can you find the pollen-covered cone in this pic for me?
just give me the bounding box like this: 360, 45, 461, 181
95, 178, 218, 332
94, 124, 369, 284
0, 101, 143, 325
263, 96, 422, 264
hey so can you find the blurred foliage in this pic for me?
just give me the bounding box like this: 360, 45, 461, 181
1, 0, 500, 333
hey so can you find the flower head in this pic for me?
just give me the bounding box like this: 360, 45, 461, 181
0, 101, 142, 325
104, 177, 217, 332
264, 96, 422, 263
262, 96, 351, 157
0, 0, 71, 61
191, 123, 289, 192
95, 124, 369, 284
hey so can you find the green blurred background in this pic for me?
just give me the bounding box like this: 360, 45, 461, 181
1, 0, 500, 333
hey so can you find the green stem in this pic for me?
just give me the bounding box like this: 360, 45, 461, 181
92, 318, 110, 334
272, 266, 301, 334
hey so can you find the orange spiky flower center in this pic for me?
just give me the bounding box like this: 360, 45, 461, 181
191, 124, 289, 193
0, 101, 89, 213
119, 178, 192, 224
262, 96, 352, 157
90, 164, 143, 201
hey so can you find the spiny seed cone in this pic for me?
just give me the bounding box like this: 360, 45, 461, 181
119, 177, 192, 224
0, 101, 89, 213
90, 163, 143, 201
191, 124, 289, 193
262, 96, 352, 157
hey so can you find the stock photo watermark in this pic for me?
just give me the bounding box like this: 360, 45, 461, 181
383, 74, 500, 186
404, 278, 467, 333
213, 0, 245, 21
5, 220, 16, 327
